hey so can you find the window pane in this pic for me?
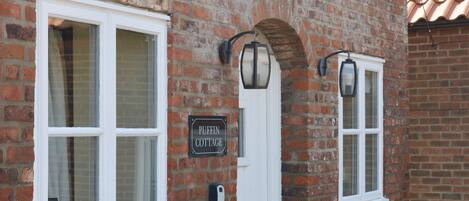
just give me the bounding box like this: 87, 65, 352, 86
48, 18, 99, 127
343, 135, 358, 196
117, 29, 156, 128
366, 134, 378, 192
49, 137, 98, 201
366, 71, 378, 128
343, 96, 358, 129
117, 137, 157, 201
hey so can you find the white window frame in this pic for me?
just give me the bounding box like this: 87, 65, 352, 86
338, 53, 388, 201
34, 1, 169, 201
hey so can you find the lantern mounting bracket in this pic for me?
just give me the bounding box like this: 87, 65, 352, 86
219, 31, 257, 64
317, 50, 351, 76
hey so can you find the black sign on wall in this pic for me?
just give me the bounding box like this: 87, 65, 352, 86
189, 116, 227, 157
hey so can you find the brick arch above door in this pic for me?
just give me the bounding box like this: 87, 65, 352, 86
254, 18, 308, 70
242, 17, 339, 201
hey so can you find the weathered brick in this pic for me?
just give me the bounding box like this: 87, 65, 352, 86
0, 127, 20, 143
442, 193, 461, 200
409, 25, 469, 201
26, 46, 34, 62
0, 168, 15, 184
6, 146, 34, 164
22, 67, 34, 81
191, 5, 209, 20
0, 84, 22, 101
0, 2, 35, 200
25, 6, 35, 22
172, 1, 190, 15
6, 24, 35, 41
0, 188, 13, 201
5, 65, 19, 80
24, 85, 34, 102
0, 43, 24, 59
22, 127, 33, 142
293, 175, 320, 186
0, 2, 20, 19
18, 168, 33, 183
168, 47, 192, 61
15, 186, 33, 201
1, 1, 411, 201
213, 25, 237, 39
4, 106, 33, 122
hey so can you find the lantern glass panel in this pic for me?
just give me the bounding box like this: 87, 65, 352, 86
340, 61, 356, 96
256, 46, 270, 88
241, 46, 254, 88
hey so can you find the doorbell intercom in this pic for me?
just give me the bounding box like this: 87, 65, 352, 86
209, 183, 225, 201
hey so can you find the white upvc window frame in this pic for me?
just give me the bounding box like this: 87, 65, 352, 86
34, 1, 169, 201
338, 53, 388, 201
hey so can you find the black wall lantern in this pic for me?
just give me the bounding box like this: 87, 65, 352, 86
219, 31, 271, 89
317, 50, 357, 97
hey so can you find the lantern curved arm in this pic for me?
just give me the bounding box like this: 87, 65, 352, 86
324, 50, 350, 60
219, 31, 257, 64
228, 31, 256, 46
317, 49, 351, 76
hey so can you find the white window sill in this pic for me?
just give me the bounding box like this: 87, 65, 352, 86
371, 197, 389, 201
342, 196, 389, 201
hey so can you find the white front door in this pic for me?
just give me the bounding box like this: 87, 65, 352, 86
237, 53, 281, 201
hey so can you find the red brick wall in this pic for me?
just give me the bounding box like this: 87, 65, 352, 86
408, 25, 469, 201
0, 0, 36, 200
165, 1, 409, 201
0, 0, 410, 201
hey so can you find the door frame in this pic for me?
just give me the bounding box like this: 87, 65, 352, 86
237, 54, 281, 201
266, 57, 281, 201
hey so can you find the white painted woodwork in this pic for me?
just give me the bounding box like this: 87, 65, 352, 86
237, 53, 281, 201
